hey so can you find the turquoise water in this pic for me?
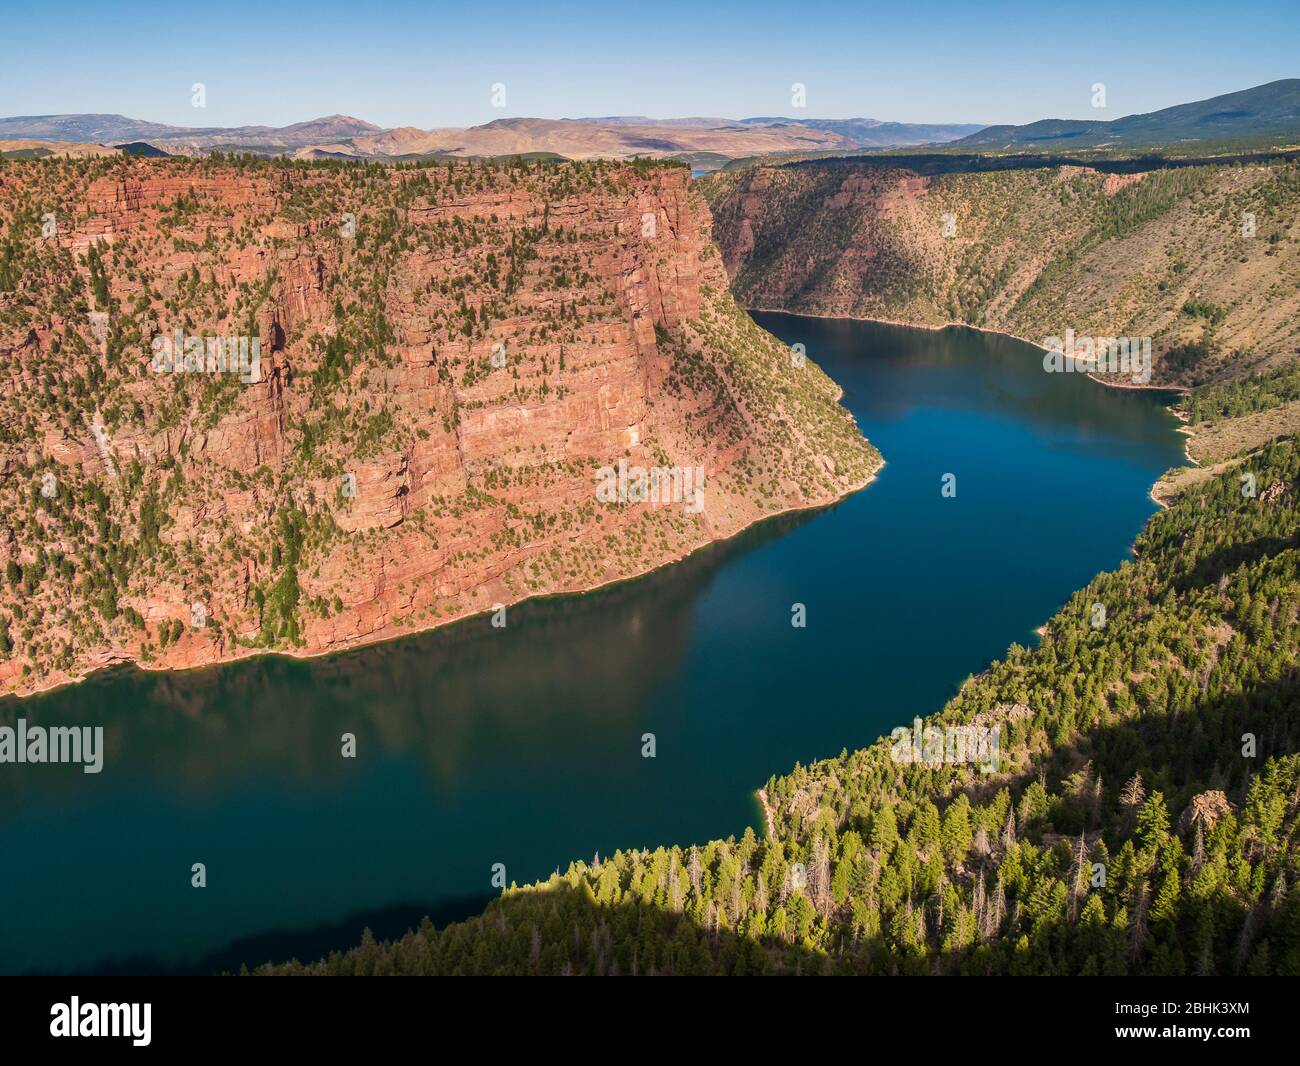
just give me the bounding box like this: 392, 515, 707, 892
0, 315, 1185, 974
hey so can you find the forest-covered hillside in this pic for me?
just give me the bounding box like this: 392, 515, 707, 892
257, 393, 1300, 976
702, 158, 1300, 387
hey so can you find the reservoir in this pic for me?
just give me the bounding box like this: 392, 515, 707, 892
0, 315, 1186, 974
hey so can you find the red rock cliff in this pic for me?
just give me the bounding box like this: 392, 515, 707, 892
0, 156, 878, 695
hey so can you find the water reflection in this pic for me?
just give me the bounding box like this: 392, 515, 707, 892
0, 510, 817, 807
0, 317, 1184, 974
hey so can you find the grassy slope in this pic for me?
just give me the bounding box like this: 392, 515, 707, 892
260, 412, 1299, 975
0, 155, 876, 692
702, 159, 1300, 387
1157, 363, 1300, 501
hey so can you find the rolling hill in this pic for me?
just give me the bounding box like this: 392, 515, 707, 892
738, 117, 986, 147
951, 79, 1300, 152
0, 113, 381, 148
0, 113, 980, 164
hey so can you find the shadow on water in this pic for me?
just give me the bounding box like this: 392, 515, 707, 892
0, 505, 822, 800
251, 671, 1300, 977
0, 317, 1186, 975
0, 506, 831, 975
34, 894, 495, 977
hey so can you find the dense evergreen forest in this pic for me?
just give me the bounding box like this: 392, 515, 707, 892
258, 391, 1299, 977
1185, 361, 1300, 424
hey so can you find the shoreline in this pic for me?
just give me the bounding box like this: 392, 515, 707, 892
745, 305, 1192, 395
1150, 414, 1205, 510
748, 304, 1201, 645
755, 787, 776, 839
6, 310, 1196, 703
2, 462, 884, 704
750, 304, 1195, 515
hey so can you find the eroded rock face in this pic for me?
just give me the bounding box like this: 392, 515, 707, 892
0, 156, 878, 695
1180, 790, 1232, 832
702, 159, 1300, 386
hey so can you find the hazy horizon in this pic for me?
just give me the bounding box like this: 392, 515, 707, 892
1, 0, 1296, 131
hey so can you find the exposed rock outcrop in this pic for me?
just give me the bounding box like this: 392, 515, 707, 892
702, 158, 1300, 386
0, 155, 879, 695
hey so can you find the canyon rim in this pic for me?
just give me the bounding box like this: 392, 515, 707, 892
0, 156, 878, 697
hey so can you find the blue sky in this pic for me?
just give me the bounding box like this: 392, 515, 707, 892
1, 0, 1296, 129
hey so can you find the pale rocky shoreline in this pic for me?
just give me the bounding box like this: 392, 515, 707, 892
746, 305, 1191, 395
1, 161, 882, 703
4, 461, 883, 703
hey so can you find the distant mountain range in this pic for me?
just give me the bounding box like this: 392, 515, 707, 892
566, 115, 986, 148
736, 117, 987, 148
0, 112, 980, 164
4, 80, 1297, 163
0, 113, 383, 150
950, 78, 1300, 152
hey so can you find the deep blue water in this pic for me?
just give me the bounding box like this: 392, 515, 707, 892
0, 315, 1184, 974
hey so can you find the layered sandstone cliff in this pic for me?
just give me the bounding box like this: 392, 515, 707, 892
0, 155, 878, 696
702, 159, 1300, 385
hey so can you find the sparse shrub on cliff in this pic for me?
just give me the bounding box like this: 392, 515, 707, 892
0, 153, 876, 691
707, 157, 1300, 386
262, 434, 1300, 977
